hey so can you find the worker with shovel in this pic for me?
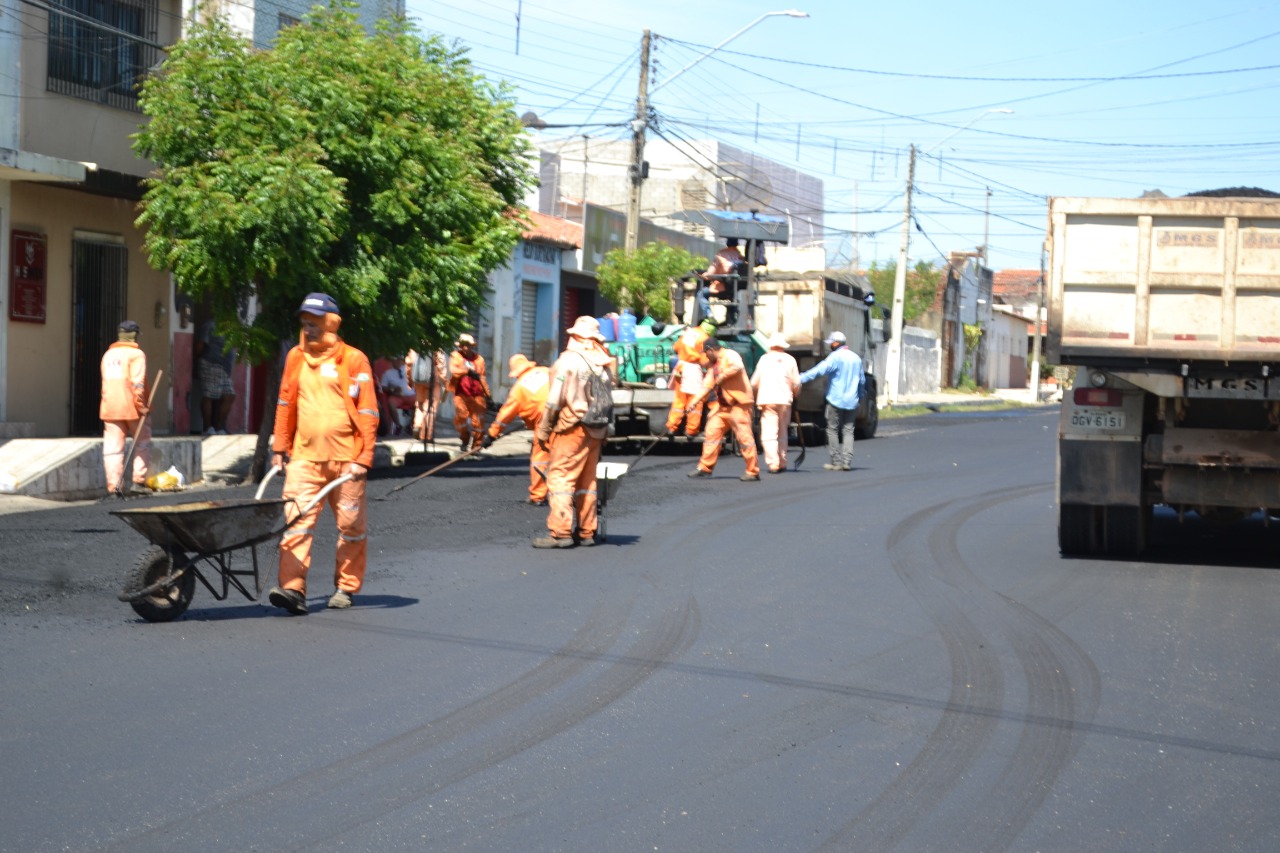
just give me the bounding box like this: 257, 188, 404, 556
686, 338, 760, 482
482, 354, 551, 505
267, 293, 380, 615
100, 319, 152, 494
447, 333, 492, 452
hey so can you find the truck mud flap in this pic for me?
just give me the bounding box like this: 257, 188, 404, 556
1059, 439, 1142, 505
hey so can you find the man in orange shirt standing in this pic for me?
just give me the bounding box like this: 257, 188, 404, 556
267, 293, 380, 615
447, 333, 491, 451
533, 316, 616, 548
482, 353, 551, 505
100, 319, 151, 494
687, 338, 760, 482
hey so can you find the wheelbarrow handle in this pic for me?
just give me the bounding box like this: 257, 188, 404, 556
254, 465, 283, 501
258, 466, 355, 529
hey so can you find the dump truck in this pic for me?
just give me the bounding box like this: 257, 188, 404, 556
607, 269, 881, 440
1048, 193, 1280, 556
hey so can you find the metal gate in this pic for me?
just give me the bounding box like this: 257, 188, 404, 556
520, 282, 538, 359
70, 238, 128, 435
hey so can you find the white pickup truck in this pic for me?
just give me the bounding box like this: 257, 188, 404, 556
1048, 193, 1280, 556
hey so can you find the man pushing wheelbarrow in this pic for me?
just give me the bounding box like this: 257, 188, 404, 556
266, 293, 380, 615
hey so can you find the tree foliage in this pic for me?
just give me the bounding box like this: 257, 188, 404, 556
133, 3, 535, 362
865, 260, 942, 326
595, 242, 705, 322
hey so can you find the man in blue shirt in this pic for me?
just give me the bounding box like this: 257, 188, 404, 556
799, 330, 866, 471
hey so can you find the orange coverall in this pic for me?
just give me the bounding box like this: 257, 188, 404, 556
489, 358, 552, 503
99, 341, 150, 492
407, 349, 447, 442
664, 325, 711, 436
448, 349, 491, 450
693, 347, 759, 477
536, 339, 615, 541
272, 333, 379, 597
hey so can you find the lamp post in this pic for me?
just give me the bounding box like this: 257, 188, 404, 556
883, 108, 1012, 406
625, 10, 809, 251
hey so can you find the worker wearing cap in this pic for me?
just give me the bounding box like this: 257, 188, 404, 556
751, 332, 801, 473
482, 354, 552, 505
447, 333, 491, 451
687, 338, 760, 481
664, 319, 717, 437
267, 292, 379, 615
100, 319, 151, 493
799, 330, 866, 472
533, 316, 616, 548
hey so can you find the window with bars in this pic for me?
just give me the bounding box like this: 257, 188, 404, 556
46, 0, 161, 112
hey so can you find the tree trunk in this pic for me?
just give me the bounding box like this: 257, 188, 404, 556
246, 344, 287, 484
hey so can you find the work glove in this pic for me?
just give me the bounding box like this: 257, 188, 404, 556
486, 397, 499, 413
481, 434, 495, 449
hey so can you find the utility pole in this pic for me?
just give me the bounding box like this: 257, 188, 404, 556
1029, 239, 1046, 403
982, 186, 991, 264
625, 29, 651, 253
884, 144, 915, 407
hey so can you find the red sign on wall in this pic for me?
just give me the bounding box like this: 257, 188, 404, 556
10, 230, 47, 323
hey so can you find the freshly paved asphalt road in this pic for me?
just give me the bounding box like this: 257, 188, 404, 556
3, 407, 1278, 852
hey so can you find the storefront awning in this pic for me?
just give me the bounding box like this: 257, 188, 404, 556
0, 148, 89, 183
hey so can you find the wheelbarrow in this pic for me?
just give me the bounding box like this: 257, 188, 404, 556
595, 462, 628, 543
111, 467, 351, 623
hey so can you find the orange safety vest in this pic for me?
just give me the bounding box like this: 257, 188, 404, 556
273, 341, 380, 468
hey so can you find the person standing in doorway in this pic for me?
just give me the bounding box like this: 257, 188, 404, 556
798, 330, 866, 472
447, 333, 491, 451
751, 332, 801, 473
267, 292, 379, 615
195, 319, 237, 435
100, 320, 151, 493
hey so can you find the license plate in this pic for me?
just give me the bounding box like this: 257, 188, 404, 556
1070, 410, 1125, 429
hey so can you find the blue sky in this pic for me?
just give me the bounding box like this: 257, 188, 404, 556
404, 0, 1280, 272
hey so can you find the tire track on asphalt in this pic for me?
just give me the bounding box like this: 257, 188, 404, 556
107, 592, 697, 851
825, 482, 1098, 851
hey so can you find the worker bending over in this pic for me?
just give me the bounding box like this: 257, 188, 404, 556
687, 338, 760, 481
483, 353, 552, 505
664, 319, 716, 437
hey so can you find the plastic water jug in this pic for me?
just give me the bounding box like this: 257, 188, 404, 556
598, 315, 616, 342
618, 309, 637, 343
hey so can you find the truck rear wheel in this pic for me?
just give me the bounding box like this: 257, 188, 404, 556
1102, 506, 1148, 558
855, 381, 879, 440
1058, 504, 1097, 556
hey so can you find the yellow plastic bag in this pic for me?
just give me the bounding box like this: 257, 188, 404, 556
145, 465, 186, 491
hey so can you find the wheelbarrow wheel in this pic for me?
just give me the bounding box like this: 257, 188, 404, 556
126, 546, 195, 623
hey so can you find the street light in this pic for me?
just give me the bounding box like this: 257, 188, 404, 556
652, 9, 810, 93
626, 10, 809, 251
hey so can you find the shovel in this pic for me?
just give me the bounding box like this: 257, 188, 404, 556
114, 370, 164, 498
791, 407, 807, 471
377, 443, 486, 500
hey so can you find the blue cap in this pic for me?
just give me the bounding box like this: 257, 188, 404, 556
297, 292, 340, 316
118, 319, 140, 333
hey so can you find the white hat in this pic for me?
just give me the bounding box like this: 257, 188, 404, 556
457, 333, 477, 346
566, 315, 605, 341
766, 332, 789, 350
825, 330, 847, 345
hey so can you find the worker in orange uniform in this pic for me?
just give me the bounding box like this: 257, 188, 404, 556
407, 348, 447, 443
267, 292, 380, 615
100, 319, 151, 493
482, 354, 551, 505
686, 337, 760, 482
533, 316, 616, 548
664, 319, 717, 437
447, 333, 491, 451
751, 332, 801, 473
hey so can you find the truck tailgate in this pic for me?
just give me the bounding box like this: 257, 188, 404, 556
1048, 196, 1280, 363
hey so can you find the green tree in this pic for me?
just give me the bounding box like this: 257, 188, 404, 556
132, 3, 534, 362
865, 260, 942, 325
595, 242, 706, 322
